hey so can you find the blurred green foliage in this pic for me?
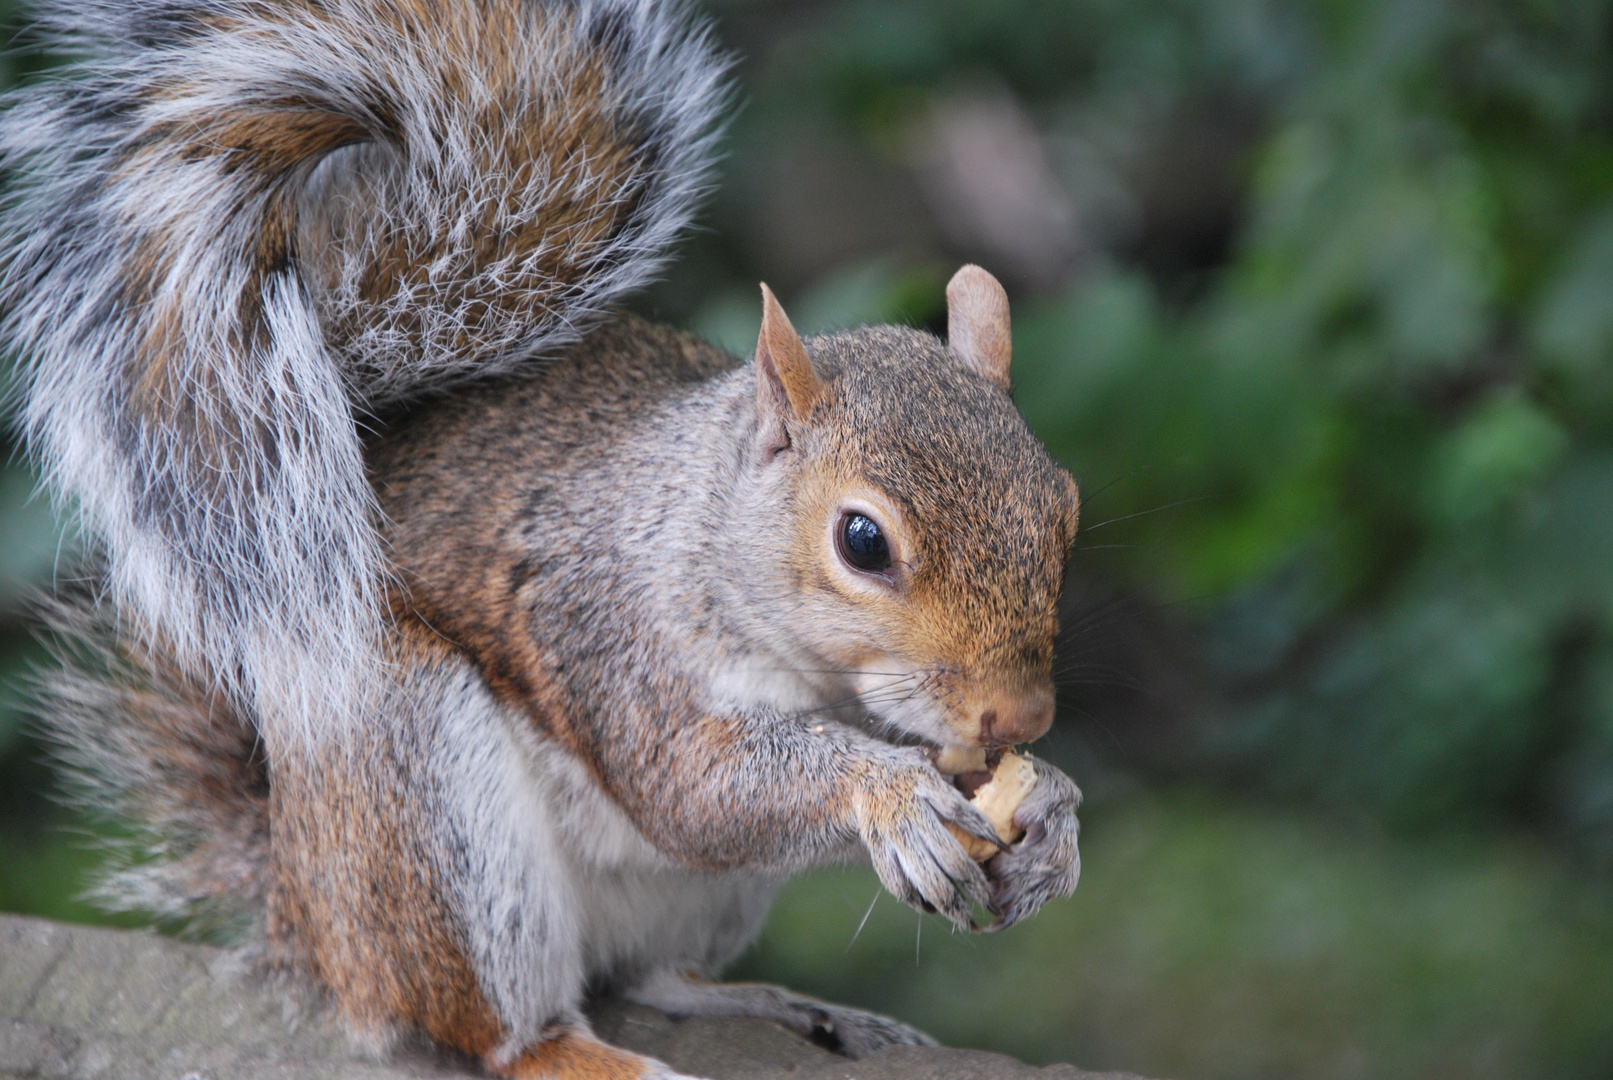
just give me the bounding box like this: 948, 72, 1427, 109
3, 0, 1613, 1077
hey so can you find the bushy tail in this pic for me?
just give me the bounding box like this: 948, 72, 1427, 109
0, 0, 728, 750
35, 578, 270, 936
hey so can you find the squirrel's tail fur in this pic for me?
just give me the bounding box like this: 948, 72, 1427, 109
34, 577, 270, 934
2, 0, 727, 750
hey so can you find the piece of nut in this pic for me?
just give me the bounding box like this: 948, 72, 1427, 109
934, 746, 988, 775
944, 750, 1037, 862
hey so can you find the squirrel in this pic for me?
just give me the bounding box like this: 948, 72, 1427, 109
4, 2, 1084, 1078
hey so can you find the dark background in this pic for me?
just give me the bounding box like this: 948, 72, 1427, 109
5, 1, 1613, 1077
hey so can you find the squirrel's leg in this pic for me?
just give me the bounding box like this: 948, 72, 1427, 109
584, 704, 1003, 932
268, 732, 510, 1056
270, 624, 699, 1076
624, 969, 936, 1059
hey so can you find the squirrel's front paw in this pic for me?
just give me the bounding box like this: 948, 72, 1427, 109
986, 754, 1081, 930
853, 752, 1000, 931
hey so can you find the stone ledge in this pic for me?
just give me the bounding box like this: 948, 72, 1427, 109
0, 914, 1153, 1080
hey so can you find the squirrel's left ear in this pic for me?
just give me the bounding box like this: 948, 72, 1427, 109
946, 265, 1012, 391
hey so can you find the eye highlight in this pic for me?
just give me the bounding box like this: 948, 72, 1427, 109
838, 512, 893, 575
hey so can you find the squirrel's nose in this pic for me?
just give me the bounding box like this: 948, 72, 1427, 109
977, 687, 1055, 746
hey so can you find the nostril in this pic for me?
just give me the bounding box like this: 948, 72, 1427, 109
974, 696, 1054, 746
979, 708, 999, 744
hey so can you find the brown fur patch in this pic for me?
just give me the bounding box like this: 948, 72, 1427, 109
266, 621, 502, 1055
176, 105, 370, 176
497, 1027, 657, 1080
372, 316, 738, 759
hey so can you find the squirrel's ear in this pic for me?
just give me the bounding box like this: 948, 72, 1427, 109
946, 265, 1012, 391
754, 284, 823, 450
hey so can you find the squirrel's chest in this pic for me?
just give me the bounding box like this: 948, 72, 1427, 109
572, 864, 781, 984
513, 716, 780, 980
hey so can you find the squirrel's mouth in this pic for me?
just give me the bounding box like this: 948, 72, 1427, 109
847, 722, 1004, 797
923, 745, 1007, 798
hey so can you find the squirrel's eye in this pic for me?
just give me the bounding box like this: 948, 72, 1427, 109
838, 513, 892, 574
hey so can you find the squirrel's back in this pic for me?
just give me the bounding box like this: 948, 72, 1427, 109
1, 0, 728, 750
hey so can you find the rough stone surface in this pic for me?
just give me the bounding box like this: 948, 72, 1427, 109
0, 914, 1152, 1080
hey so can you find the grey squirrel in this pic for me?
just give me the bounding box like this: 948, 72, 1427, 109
3, 2, 1084, 1077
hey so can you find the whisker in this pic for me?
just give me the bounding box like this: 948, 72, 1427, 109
1080, 495, 1217, 534
853, 684, 921, 701
1054, 657, 1141, 679
845, 889, 881, 951
847, 688, 927, 713
789, 674, 922, 720
1073, 472, 1132, 509
765, 668, 914, 678
1055, 671, 1143, 693
1072, 543, 1171, 553
1071, 464, 1169, 513
1059, 592, 1141, 634
1054, 661, 1134, 686
1061, 706, 1129, 755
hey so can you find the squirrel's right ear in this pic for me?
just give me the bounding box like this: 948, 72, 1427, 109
754, 284, 823, 456
946, 265, 1013, 391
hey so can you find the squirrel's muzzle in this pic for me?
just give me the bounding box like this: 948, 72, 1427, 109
974, 685, 1055, 747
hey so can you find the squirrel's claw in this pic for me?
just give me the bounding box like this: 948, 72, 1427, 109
927, 788, 1011, 854
858, 755, 998, 932
983, 754, 1081, 931
625, 970, 937, 1059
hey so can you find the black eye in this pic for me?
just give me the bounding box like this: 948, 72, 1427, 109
838, 513, 892, 574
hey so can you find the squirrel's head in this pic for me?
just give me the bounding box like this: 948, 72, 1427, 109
738, 266, 1078, 752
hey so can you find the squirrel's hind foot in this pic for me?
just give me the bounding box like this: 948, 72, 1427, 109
625, 969, 937, 1060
